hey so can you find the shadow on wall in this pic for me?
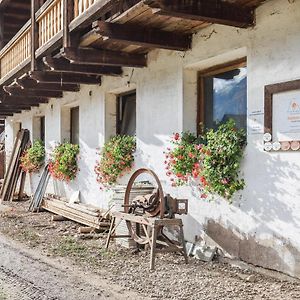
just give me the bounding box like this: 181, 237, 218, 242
241, 151, 300, 228
204, 219, 300, 278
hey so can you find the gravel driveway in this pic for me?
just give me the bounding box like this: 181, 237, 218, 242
0, 201, 300, 300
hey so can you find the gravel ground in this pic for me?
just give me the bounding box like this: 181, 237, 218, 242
0, 200, 300, 300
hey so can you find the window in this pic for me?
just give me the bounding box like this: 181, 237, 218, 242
70, 106, 79, 144
116, 91, 136, 136
40, 116, 45, 143
33, 116, 45, 143
198, 59, 247, 133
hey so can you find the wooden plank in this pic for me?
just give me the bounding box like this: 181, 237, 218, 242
42, 198, 107, 229
95, 21, 192, 51
145, 0, 255, 28
62, 47, 147, 67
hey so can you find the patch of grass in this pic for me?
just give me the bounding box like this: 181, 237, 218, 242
18, 229, 40, 243
51, 237, 88, 257
98, 248, 116, 258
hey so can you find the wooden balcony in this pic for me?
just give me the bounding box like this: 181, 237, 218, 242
0, 0, 264, 116
0, 0, 102, 84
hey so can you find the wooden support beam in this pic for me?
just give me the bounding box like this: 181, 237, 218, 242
95, 21, 191, 51
16, 77, 80, 92
0, 108, 22, 112
3, 86, 63, 98
0, 11, 4, 50
43, 56, 123, 75
29, 71, 103, 84
145, 0, 255, 28
2, 97, 48, 106
62, 47, 147, 68
63, 0, 74, 48
31, 0, 39, 70
0, 113, 13, 116
0, 104, 33, 109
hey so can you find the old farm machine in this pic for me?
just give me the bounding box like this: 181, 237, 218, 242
106, 168, 189, 270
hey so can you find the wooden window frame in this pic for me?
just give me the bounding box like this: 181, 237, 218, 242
264, 79, 300, 138
197, 57, 247, 135
116, 90, 136, 135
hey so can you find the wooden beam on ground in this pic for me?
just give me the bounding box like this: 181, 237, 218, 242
43, 56, 123, 75
3, 86, 63, 98
16, 77, 80, 92
145, 0, 255, 28
29, 71, 103, 84
95, 21, 192, 51
62, 47, 147, 68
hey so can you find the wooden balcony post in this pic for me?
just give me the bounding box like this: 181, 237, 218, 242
63, 0, 74, 48
31, 0, 39, 71
0, 10, 4, 50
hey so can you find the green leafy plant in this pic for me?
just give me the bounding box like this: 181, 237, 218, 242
94, 135, 136, 186
20, 140, 45, 173
48, 142, 80, 182
164, 132, 205, 186
165, 119, 246, 201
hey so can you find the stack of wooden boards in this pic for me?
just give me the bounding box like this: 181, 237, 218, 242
42, 194, 110, 229
28, 164, 50, 212
0, 129, 30, 202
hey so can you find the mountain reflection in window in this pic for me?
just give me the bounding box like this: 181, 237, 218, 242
204, 67, 247, 130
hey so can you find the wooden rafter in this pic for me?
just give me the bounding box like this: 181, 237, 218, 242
16, 77, 80, 92
145, 0, 255, 28
2, 96, 48, 105
62, 47, 147, 68
95, 21, 192, 51
43, 56, 123, 75
3, 86, 63, 98
29, 71, 103, 84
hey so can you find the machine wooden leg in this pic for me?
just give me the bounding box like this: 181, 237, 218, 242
179, 223, 188, 264
105, 216, 115, 249
150, 225, 158, 270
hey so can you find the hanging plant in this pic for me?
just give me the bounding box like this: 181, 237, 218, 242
164, 132, 205, 186
20, 140, 45, 173
48, 142, 80, 182
94, 135, 136, 187
165, 119, 246, 201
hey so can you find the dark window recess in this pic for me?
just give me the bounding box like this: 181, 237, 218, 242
117, 92, 136, 136
71, 106, 79, 144
40, 116, 45, 143
200, 65, 247, 131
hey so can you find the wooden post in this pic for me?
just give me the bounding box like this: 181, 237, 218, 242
0, 10, 4, 50
31, 0, 39, 71
63, 0, 74, 48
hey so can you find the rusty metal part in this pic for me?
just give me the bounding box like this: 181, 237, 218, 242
124, 168, 165, 219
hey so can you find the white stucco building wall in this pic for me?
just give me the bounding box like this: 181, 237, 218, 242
4, 0, 300, 278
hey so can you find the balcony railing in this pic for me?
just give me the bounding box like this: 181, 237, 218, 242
74, 0, 99, 18
37, 0, 63, 48
0, 22, 31, 80
0, 0, 101, 83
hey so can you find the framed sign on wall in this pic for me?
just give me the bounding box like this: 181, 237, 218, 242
264, 79, 300, 151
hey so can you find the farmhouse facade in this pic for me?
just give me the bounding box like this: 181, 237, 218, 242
1, 0, 300, 278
